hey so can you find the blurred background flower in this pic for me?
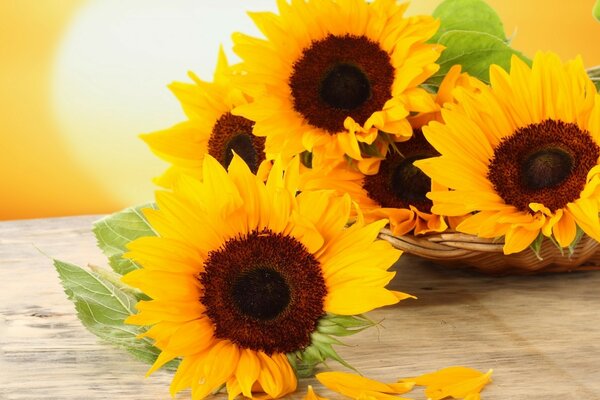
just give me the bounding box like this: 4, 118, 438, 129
1, 0, 598, 220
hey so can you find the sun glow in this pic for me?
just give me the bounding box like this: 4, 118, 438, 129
52, 0, 275, 205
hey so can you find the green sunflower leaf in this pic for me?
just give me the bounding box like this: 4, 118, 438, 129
54, 260, 178, 370
594, 0, 600, 22
547, 234, 565, 257
529, 233, 544, 261
588, 66, 600, 92
568, 226, 586, 257
317, 314, 375, 336
431, 0, 507, 43
359, 141, 384, 158
92, 203, 157, 275
300, 150, 313, 169
288, 314, 373, 378
426, 30, 529, 87
425, 0, 530, 90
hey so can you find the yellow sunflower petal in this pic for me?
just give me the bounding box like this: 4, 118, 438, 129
316, 371, 414, 400
400, 366, 492, 400
146, 350, 179, 377
129, 300, 205, 324
455, 211, 509, 238
170, 354, 200, 396
121, 269, 200, 301
235, 349, 262, 398
256, 352, 297, 399
503, 224, 542, 255
193, 341, 240, 400
552, 209, 577, 248
305, 385, 329, 400
425, 371, 492, 400
125, 236, 203, 274
325, 286, 402, 315
567, 198, 600, 243
162, 319, 216, 356
226, 378, 243, 400
296, 191, 352, 245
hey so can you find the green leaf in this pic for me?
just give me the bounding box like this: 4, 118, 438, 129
316, 314, 374, 337
431, 0, 507, 43
588, 66, 600, 92
54, 260, 178, 370
300, 151, 313, 169
287, 313, 373, 378
568, 226, 586, 257
426, 30, 529, 87
359, 141, 384, 158
529, 233, 544, 261
89, 264, 150, 302
547, 234, 565, 257
92, 203, 157, 275
424, 0, 530, 91
594, 0, 600, 22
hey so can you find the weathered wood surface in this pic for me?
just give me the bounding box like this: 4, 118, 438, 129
1, 215, 600, 400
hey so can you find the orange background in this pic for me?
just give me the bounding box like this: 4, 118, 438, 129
1, 0, 599, 220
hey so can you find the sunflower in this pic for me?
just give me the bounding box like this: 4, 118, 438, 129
409, 65, 483, 129
140, 48, 269, 188
301, 132, 446, 236
232, 0, 442, 168
299, 66, 479, 236
121, 154, 407, 399
416, 52, 600, 254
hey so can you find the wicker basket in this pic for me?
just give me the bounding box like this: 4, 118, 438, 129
379, 228, 600, 275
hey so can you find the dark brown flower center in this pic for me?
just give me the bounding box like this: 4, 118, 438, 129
232, 268, 290, 320
208, 112, 266, 173
199, 230, 326, 354
289, 34, 394, 134
488, 119, 599, 212
363, 130, 438, 212
320, 63, 371, 110
522, 148, 573, 190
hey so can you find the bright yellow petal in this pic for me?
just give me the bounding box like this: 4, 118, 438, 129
567, 198, 600, 243
503, 225, 542, 255
146, 350, 179, 376
325, 286, 401, 315
235, 349, 262, 398
256, 352, 297, 399
316, 371, 414, 400
194, 341, 240, 400
424, 369, 493, 400
304, 385, 329, 400
552, 209, 577, 248
170, 354, 200, 396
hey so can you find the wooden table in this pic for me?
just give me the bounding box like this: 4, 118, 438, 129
1, 215, 600, 400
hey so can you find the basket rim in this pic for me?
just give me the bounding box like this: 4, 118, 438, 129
378, 227, 600, 273
379, 227, 506, 253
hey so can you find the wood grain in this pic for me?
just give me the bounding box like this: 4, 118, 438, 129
1, 216, 600, 399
